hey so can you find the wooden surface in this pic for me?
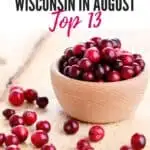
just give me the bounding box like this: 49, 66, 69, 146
0, 30, 150, 149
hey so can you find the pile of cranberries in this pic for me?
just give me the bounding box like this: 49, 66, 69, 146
59, 37, 145, 82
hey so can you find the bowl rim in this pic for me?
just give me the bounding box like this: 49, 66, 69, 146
51, 59, 148, 86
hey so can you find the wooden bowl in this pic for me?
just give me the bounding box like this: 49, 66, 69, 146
50, 60, 148, 123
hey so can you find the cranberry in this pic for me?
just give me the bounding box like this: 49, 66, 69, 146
69, 64, 81, 79
63, 66, 71, 76
90, 37, 101, 46
135, 59, 145, 69
64, 47, 73, 58
78, 58, 92, 71
103, 64, 111, 73
23, 111, 37, 126
41, 144, 56, 150
89, 125, 104, 142
113, 59, 123, 70
84, 47, 101, 63
99, 39, 113, 50
36, 97, 49, 108
24, 89, 38, 103
95, 64, 105, 79
3, 109, 16, 120
68, 56, 79, 65
5, 134, 19, 146
9, 115, 24, 127
6, 145, 20, 150
120, 66, 134, 80
132, 62, 142, 75
120, 55, 133, 66
72, 44, 86, 56
77, 139, 91, 150
131, 133, 146, 149
36, 120, 51, 133
85, 40, 96, 48
101, 47, 116, 62
82, 72, 95, 81
0, 133, 5, 146
107, 71, 121, 82
133, 54, 142, 60
63, 119, 79, 135
9, 86, 24, 93
11, 125, 28, 143
31, 130, 49, 148
120, 145, 133, 150
111, 38, 121, 48
9, 90, 24, 106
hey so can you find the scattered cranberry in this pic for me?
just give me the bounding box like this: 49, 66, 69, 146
24, 89, 38, 103
107, 71, 121, 82
85, 40, 96, 48
99, 39, 113, 50
64, 119, 79, 135
135, 59, 145, 69
69, 65, 81, 79
0, 133, 5, 146
90, 37, 101, 46
64, 47, 73, 58
41, 144, 56, 150
72, 44, 86, 56
113, 59, 123, 70
120, 145, 133, 150
36, 97, 49, 108
82, 72, 95, 81
131, 133, 146, 149
68, 56, 79, 66
78, 58, 93, 71
77, 139, 91, 150
9, 90, 24, 106
133, 54, 142, 60
95, 64, 105, 79
63, 66, 71, 76
11, 125, 28, 143
36, 120, 51, 133
9, 86, 24, 93
120, 66, 134, 80
6, 145, 20, 150
31, 130, 49, 148
5, 134, 19, 146
84, 47, 101, 63
132, 62, 142, 75
89, 125, 105, 142
23, 111, 37, 126
111, 38, 121, 48
3, 109, 16, 120
9, 115, 24, 127
120, 55, 133, 66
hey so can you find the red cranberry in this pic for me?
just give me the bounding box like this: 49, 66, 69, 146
113, 59, 123, 70
72, 44, 86, 56
95, 64, 105, 79
120, 55, 133, 66
41, 144, 56, 150
64, 47, 73, 58
36, 97, 49, 108
85, 40, 96, 48
84, 47, 101, 63
9, 86, 24, 93
6, 145, 20, 150
101, 47, 116, 62
11, 125, 28, 143
9, 90, 24, 106
120, 66, 134, 80
77, 139, 91, 150
89, 125, 105, 142
135, 59, 145, 69
9, 115, 24, 127
31, 130, 49, 148
133, 54, 142, 60
63, 66, 71, 76
0, 133, 5, 146
107, 71, 121, 82
132, 62, 142, 75
36, 120, 51, 133
78, 58, 92, 71
99, 39, 113, 50
111, 38, 121, 48
82, 72, 95, 81
103, 64, 111, 73
69, 65, 81, 79
24, 89, 38, 103
90, 37, 101, 46
3, 109, 16, 120
5, 134, 19, 146
120, 145, 133, 150
23, 111, 37, 126
64, 119, 79, 135
68, 56, 79, 65
131, 133, 146, 149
